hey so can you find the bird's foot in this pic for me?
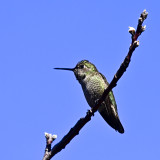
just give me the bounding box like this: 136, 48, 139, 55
87, 109, 94, 116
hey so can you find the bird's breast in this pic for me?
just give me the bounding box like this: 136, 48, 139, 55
81, 76, 107, 107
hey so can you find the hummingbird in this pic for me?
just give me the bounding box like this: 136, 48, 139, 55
55, 60, 124, 134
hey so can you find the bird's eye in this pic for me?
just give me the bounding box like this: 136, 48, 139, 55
79, 65, 84, 69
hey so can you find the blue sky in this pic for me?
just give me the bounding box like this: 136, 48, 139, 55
0, 0, 160, 160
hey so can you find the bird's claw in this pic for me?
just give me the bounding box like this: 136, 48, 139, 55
87, 109, 94, 116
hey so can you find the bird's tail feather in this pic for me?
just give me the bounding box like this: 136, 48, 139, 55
98, 109, 124, 134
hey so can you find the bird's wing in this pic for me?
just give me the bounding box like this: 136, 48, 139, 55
98, 72, 124, 133
99, 72, 118, 111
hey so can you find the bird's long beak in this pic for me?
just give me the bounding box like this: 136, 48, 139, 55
54, 67, 74, 71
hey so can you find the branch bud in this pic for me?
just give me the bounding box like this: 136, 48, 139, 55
133, 40, 139, 47
128, 27, 136, 35
141, 9, 148, 20
141, 25, 146, 32
45, 132, 57, 142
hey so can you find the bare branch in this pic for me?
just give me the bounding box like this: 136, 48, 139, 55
43, 9, 148, 160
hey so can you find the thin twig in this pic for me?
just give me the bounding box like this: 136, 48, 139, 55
43, 9, 148, 160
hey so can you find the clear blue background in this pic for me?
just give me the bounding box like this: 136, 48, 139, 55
0, 0, 159, 160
